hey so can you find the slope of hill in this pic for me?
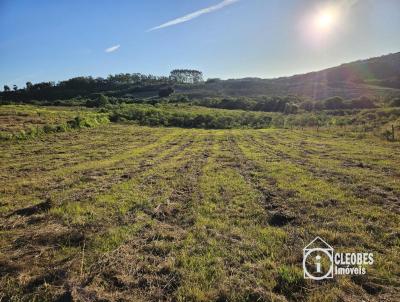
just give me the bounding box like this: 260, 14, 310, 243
1, 52, 400, 103
179, 52, 400, 99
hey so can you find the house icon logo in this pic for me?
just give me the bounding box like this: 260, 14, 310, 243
303, 237, 334, 280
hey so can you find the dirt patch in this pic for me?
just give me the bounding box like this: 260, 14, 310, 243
151, 202, 180, 221
7, 198, 52, 217
54, 290, 73, 302
23, 269, 68, 293
342, 160, 372, 169
0, 259, 23, 277
315, 198, 339, 207
11, 224, 85, 250
268, 210, 296, 227
83, 223, 184, 301
354, 186, 400, 213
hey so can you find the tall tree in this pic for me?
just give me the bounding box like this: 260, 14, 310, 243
170, 69, 203, 84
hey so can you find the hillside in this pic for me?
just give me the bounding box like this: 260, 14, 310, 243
1, 52, 400, 103
179, 52, 400, 99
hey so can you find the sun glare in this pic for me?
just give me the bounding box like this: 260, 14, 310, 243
299, 3, 343, 47
314, 7, 338, 32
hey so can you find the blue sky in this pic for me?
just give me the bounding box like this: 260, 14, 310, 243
1, 0, 400, 87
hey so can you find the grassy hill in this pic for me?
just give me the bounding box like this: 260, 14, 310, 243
2, 52, 400, 104
272, 51, 400, 98
179, 52, 400, 99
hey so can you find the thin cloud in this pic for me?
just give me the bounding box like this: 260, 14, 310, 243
105, 44, 120, 53
148, 0, 239, 31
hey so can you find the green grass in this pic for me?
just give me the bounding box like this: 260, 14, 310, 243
0, 105, 109, 139
0, 105, 399, 301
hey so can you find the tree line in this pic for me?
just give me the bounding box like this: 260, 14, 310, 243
299, 96, 377, 111
194, 96, 300, 114
109, 104, 273, 129
192, 95, 387, 113
0, 70, 203, 102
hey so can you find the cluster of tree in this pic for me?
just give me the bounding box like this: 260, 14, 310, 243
3, 84, 24, 91
169, 70, 203, 84
109, 105, 273, 129
194, 96, 301, 114
299, 96, 377, 111
0, 70, 202, 103
106, 73, 170, 85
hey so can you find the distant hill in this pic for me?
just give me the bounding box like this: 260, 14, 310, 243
179, 52, 400, 99
2, 52, 400, 103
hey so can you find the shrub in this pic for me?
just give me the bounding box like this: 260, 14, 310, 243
158, 87, 174, 98
109, 105, 273, 129
324, 96, 345, 110
348, 96, 376, 109
271, 115, 285, 128
86, 94, 110, 108
43, 124, 56, 133
299, 101, 314, 112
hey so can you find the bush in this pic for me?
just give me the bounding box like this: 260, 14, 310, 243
158, 87, 174, 98
348, 96, 376, 109
194, 96, 301, 113
43, 124, 56, 133
109, 105, 273, 129
86, 94, 110, 108
299, 101, 314, 112
324, 96, 345, 110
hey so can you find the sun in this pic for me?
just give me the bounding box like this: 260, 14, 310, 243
314, 7, 338, 32
317, 11, 334, 29
299, 4, 342, 47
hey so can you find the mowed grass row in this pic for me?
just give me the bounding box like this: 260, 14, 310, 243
234, 129, 400, 300
239, 130, 400, 214
174, 134, 287, 301
0, 124, 187, 213
1, 125, 210, 300
1, 124, 399, 301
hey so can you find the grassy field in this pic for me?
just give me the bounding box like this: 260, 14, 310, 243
0, 105, 109, 140
0, 106, 399, 302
